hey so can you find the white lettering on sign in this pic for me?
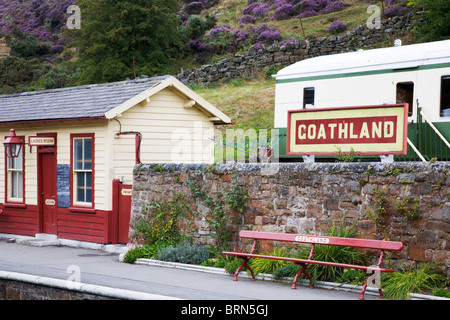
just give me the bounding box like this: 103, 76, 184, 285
45, 199, 56, 206
121, 189, 132, 196
29, 137, 55, 146
294, 236, 330, 244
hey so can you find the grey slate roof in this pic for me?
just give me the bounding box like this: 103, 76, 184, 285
0, 75, 170, 124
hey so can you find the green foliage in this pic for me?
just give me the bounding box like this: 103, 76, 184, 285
184, 16, 206, 40
336, 268, 367, 285
223, 175, 249, 213
224, 258, 245, 275
6, 31, 49, 58
249, 247, 293, 275
130, 192, 192, 246
382, 263, 447, 300
411, 0, 450, 42
0, 56, 44, 94
272, 263, 302, 279
40, 64, 80, 90
155, 242, 212, 265
68, 0, 184, 84
366, 187, 421, 236
336, 147, 359, 163
296, 221, 367, 282
188, 174, 248, 252
123, 244, 161, 264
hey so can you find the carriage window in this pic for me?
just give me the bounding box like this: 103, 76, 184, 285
396, 82, 414, 117
440, 76, 450, 117
303, 87, 315, 108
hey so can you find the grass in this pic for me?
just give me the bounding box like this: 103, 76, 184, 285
191, 71, 276, 132
205, 0, 383, 40
382, 263, 449, 300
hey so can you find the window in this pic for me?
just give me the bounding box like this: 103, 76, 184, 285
440, 76, 450, 117
303, 87, 315, 108
6, 142, 24, 203
71, 135, 93, 207
396, 82, 414, 117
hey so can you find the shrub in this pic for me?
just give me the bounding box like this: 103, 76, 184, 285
130, 193, 191, 246
252, 4, 270, 17
185, 2, 205, 15
240, 14, 256, 25
273, 3, 295, 21
249, 247, 294, 275
123, 244, 162, 264
328, 20, 347, 34
251, 24, 283, 44
382, 263, 447, 300
384, 5, 407, 18
185, 16, 206, 39
243, 3, 259, 15
224, 258, 245, 275
296, 221, 367, 282
156, 242, 212, 265
296, 9, 318, 19
323, 1, 346, 14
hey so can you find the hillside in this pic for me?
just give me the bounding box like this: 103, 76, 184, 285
0, 0, 445, 129
0, 0, 421, 91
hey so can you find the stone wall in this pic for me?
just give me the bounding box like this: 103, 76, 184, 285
176, 13, 422, 85
0, 279, 114, 300
131, 161, 449, 275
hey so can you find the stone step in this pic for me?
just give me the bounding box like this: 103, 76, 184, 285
16, 234, 58, 247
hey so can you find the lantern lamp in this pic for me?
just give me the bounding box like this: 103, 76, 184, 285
3, 129, 23, 158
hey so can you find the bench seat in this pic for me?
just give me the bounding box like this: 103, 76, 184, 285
222, 230, 404, 300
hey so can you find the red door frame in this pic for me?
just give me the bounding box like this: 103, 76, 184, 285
36, 133, 58, 234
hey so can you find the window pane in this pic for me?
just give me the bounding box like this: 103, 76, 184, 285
74, 139, 83, 170
15, 147, 23, 169
17, 171, 23, 198
85, 172, 92, 203
76, 173, 85, 202
303, 87, 315, 108
396, 82, 414, 117
84, 138, 92, 170
440, 77, 450, 117
11, 171, 18, 198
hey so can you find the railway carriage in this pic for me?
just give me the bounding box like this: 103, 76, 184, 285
274, 40, 450, 161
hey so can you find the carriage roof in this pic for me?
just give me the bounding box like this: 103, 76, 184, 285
275, 40, 450, 82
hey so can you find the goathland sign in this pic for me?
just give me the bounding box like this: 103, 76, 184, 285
287, 104, 408, 155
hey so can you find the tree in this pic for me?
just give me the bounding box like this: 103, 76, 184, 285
409, 0, 450, 42
69, 0, 183, 84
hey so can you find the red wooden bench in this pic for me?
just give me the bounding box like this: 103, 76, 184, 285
222, 230, 404, 300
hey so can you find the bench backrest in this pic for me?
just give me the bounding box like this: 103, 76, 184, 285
239, 230, 403, 251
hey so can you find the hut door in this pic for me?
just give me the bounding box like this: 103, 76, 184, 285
118, 184, 132, 243
39, 152, 58, 235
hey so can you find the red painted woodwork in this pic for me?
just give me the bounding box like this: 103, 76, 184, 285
224, 230, 404, 300
3, 135, 25, 206
69, 133, 95, 210
39, 152, 58, 234
0, 205, 39, 236
57, 209, 110, 243
118, 184, 132, 244
239, 230, 404, 251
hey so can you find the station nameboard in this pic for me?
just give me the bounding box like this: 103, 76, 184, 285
287, 104, 408, 155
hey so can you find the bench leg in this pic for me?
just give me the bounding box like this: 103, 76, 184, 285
359, 272, 384, 300
233, 258, 256, 281
291, 264, 314, 290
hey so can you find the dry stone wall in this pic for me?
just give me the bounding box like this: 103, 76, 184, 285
176, 13, 422, 85
131, 161, 449, 275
